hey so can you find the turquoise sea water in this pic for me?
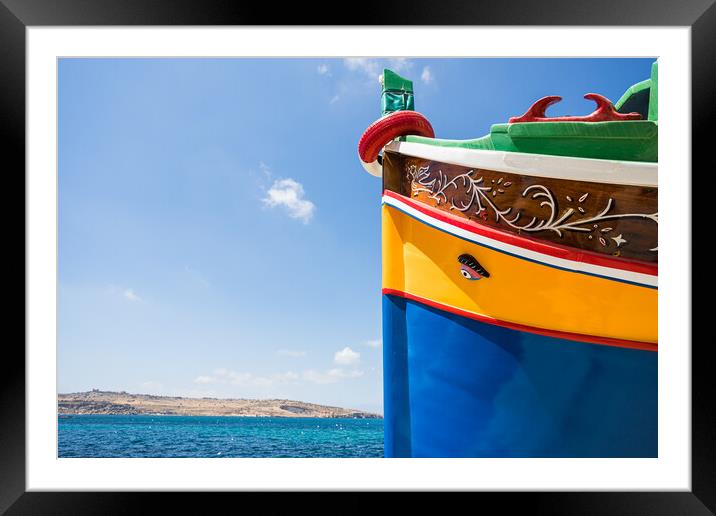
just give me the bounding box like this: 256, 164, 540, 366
58, 415, 384, 458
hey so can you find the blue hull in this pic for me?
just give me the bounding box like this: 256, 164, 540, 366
383, 294, 657, 457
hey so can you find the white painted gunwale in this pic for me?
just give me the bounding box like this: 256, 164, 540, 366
384, 141, 658, 187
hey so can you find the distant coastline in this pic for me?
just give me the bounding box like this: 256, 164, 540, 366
58, 390, 382, 419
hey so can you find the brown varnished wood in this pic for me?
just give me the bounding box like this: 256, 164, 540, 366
383, 151, 658, 262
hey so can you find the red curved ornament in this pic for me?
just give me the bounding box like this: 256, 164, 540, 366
358, 110, 435, 163
508, 93, 643, 124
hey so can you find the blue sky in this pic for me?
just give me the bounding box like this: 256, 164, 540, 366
58, 57, 654, 414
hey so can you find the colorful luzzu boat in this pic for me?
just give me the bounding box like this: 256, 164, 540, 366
359, 65, 658, 457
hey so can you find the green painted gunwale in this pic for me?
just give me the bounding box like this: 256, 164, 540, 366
405, 119, 657, 162
401, 61, 658, 163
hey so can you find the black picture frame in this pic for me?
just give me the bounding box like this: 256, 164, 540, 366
3, 0, 711, 512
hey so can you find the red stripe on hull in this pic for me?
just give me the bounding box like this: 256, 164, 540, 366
383, 190, 658, 277
382, 288, 658, 352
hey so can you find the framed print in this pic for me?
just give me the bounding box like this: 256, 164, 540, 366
4, 0, 712, 512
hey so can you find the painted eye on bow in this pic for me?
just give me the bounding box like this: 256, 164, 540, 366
460, 266, 481, 280
457, 254, 490, 281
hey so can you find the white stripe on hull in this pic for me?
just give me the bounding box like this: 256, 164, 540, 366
383, 194, 658, 288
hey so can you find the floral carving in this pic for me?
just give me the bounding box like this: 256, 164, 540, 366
406, 164, 658, 250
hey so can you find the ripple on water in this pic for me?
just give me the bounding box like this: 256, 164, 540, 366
58, 415, 384, 458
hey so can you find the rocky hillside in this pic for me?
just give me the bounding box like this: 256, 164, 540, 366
58, 390, 382, 419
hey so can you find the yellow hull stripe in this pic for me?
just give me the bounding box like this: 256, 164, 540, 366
382, 203, 657, 345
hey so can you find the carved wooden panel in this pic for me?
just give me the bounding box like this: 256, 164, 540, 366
383, 151, 658, 263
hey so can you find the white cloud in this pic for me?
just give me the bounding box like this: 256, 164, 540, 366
226, 371, 253, 384
197, 365, 362, 388
389, 58, 413, 73
329, 94, 340, 104
364, 339, 382, 348
344, 58, 413, 81
262, 178, 316, 224
195, 369, 300, 388
276, 349, 307, 358
108, 284, 145, 302
344, 58, 381, 79
421, 66, 433, 84
334, 346, 360, 365
258, 161, 272, 179
302, 368, 364, 385
317, 64, 331, 76
328, 368, 364, 379
301, 370, 334, 385
123, 288, 142, 302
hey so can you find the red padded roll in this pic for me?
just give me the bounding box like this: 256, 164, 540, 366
358, 111, 434, 163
